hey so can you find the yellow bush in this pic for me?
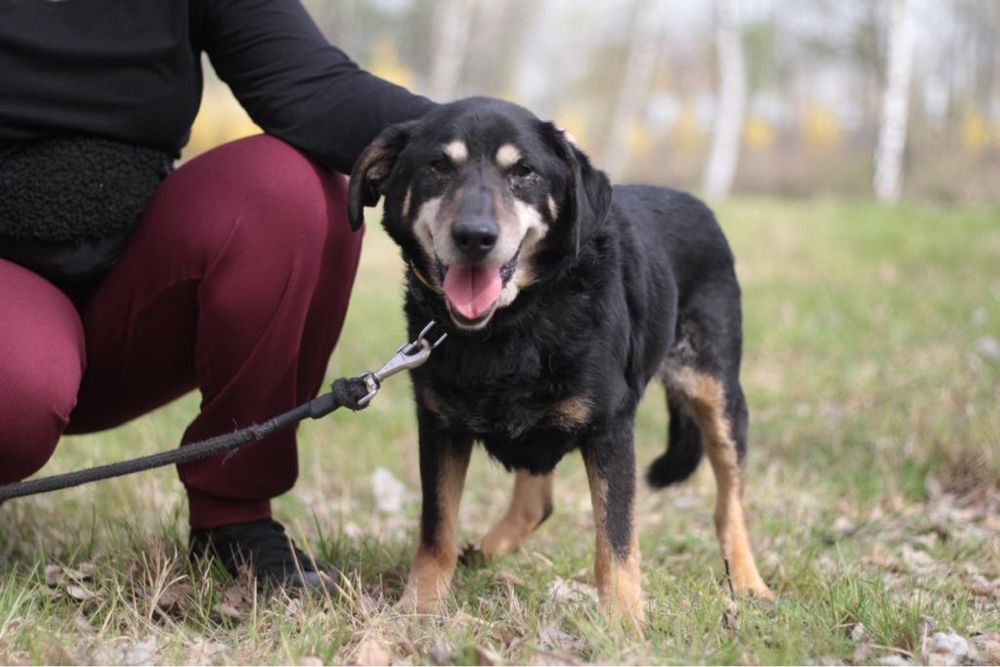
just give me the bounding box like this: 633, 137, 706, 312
961, 109, 988, 153
744, 115, 775, 150
801, 104, 840, 153
671, 105, 704, 152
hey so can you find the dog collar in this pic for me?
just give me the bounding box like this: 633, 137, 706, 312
409, 259, 442, 294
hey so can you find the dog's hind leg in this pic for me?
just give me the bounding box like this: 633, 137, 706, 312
399, 427, 473, 613
582, 429, 645, 626
663, 316, 772, 599
479, 470, 554, 557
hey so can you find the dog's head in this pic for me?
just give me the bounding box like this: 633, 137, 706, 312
348, 97, 612, 331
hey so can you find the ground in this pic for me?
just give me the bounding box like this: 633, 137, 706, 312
0, 198, 997, 665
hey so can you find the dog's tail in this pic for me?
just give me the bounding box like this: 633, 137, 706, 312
646, 405, 703, 488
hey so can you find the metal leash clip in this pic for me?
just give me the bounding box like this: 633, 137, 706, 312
358, 320, 447, 406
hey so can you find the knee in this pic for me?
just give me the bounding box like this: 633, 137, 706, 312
218, 136, 358, 267
0, 370, 75, 483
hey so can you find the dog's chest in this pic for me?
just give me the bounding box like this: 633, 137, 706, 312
418, 338, 594, 440
423, 381, 591, 438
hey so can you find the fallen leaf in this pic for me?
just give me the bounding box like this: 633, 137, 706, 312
211, 603, 243, 622
538, 625, 581, 652
475, 645, 501, 666
63, 566, 93, 582
44, 565, 63, 586
833, 515, 856, 534
923, 632, 969, 666
497, 570, 526, 587
721, 597, 741, 633
900, 544, 938, 576
222, 585, 246, 607
427, 643, 452, 665
968, 633, 1000, 665
969, 577, 1000, 599
121, 637, 159, 665
187, 639, 233, 665
66, 584, 96, 601
533, 649, 579, 666
156, 582, 193, 615
545, 578, 597, 605
72, 613, 95, 634
299, 656, 324, 666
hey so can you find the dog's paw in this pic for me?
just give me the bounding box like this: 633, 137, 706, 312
395, 587, 442, 615
729, 569, 775, 602
458, 543, 487, 568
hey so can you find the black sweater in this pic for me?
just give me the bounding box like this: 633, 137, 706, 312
0, 0, 433, 172
0, 0, 435, 284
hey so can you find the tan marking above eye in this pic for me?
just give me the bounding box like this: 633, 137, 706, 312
444, 141, 468, 165
496, 143, 522, 169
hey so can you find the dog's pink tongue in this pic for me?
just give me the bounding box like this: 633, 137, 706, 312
443, 265, 502, 320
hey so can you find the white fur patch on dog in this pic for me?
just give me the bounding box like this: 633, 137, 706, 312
496, 144, 522, 169
413, 196, 442, 260
497, 199, 550, 308
444, 141, 468, 165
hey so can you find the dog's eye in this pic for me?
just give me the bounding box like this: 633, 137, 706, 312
509, 162, 536, 182
427, 157, 453, 176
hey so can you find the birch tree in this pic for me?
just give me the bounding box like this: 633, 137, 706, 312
602, 0, 664, 178
701, 0, 746, 199
428, 0, 474, 101
873, 0, 916, 204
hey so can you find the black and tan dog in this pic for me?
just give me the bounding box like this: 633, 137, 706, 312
347, 97, 772, 622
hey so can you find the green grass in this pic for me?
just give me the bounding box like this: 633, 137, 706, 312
1, 198, 998, 664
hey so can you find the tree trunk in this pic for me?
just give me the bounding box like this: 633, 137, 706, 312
602, 0, 663, 178
873, 0, 916, 204
428, 0, 473, 102
701, 0, 746, 199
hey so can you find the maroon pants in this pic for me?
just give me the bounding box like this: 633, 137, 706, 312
0, 135, 363, 528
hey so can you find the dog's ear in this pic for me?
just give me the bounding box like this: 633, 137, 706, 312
541, 122, 612, 253
347, 122, 416, 231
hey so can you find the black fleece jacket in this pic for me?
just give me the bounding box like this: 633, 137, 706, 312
0, 0, 434, 172
0, 0, 435, 283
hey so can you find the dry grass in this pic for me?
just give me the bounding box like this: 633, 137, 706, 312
0, 198, 998, 665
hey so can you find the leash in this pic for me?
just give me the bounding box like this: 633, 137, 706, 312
0, 321, 447, 503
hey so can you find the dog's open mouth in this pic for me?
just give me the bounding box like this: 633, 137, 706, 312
437, 251, 519, 328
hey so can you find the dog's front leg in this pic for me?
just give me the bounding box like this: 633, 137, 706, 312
582, 427, 644, 626
398, 418, 472, 614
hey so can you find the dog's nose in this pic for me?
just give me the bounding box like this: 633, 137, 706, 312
451, 217, 498, 260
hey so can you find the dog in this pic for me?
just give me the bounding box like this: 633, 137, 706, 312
347, 97, 773, 623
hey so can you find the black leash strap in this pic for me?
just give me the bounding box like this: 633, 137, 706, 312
0, 322, 446, 503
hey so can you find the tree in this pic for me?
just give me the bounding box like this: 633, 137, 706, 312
702, 0, 747, 199
873, 0, 916, 204
427, 0, 474, 102
602, 0, 664, 178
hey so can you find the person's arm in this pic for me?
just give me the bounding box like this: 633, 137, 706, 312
196, 0, 436, 174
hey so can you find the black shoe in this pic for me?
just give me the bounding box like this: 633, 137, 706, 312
190, 518, 338, 592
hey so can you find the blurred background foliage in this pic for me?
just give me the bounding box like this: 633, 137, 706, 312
188, 0, 1000, 203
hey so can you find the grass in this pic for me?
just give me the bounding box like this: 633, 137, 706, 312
1, 197, 998, 665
